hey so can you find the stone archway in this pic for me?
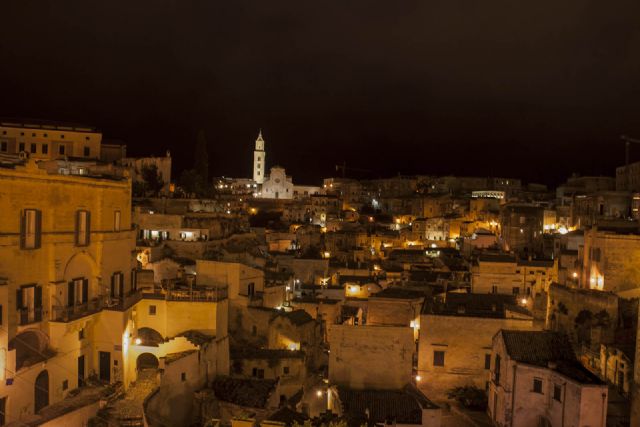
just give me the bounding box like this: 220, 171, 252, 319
136, 327, 164, 347
136, 353, 159, 371
9, 330, 52, 371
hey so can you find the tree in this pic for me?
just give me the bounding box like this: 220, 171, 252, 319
140, 164, 164, 195
447, 386, 488, 411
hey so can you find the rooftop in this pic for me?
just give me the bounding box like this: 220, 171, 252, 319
336, 384, 438, 426
230, 346, 305, 360
423, 293, 527, 319
211, 377, 277, 408
500, 330, 604, 385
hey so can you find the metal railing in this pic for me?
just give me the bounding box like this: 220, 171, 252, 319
51, 299, 103, 322
142, 287, 228, 302
17, 307, 43, 325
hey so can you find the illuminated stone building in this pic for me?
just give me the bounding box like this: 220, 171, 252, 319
580, 226, 640, 293
0, 158, 229, 425
0, 119, 101, 160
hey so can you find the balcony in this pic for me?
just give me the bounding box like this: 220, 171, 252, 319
104, 290, 144, 312
52, 298, 103, 322
17, 307, 43, 326
142, 287, 228, 302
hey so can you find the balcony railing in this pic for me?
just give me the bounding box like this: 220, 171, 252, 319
142, 287, 228, 302
104, 290, 143, 312
52, 298, 103, 322
17, 307, 43, 325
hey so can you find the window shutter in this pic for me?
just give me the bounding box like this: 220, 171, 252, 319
110, 274, 115, 298
119, 273, 124, 297
68, 282, 75, 307
34, 210, 42, 249
16, 289, 23, 310
19, 211, 26, 249
34, 286, 43, 321
74, 211, 80, 245
86, 212, 91, 245
82, 279, 89, 303
34, 286, 42, 308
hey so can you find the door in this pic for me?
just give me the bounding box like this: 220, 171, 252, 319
0, 396, 6, 426
99, 351, 110, 382
35, 370, 49, 413
78, 355, 85, 387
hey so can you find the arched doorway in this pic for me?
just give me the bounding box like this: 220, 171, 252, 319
136, 353, 159, 371
34, 370, 49, 413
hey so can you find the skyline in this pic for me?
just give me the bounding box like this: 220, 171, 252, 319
1, 1, 640, 185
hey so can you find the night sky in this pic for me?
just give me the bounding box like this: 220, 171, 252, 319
2, 1, 640, 186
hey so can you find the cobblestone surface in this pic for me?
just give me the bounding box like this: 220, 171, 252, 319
109, 369, 158, 421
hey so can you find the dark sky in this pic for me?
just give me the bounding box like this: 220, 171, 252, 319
2, 1, 640, 186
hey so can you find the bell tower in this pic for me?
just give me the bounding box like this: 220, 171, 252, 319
253, 130, 266, 184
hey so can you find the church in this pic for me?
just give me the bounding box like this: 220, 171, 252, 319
251, 131, 321, 200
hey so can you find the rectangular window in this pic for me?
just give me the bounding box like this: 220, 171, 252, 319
79, 328, 85, 340
149, 305, 157, 315
283, 366, 290, 375
42, 143, 48, 154
181, 372, 186, 382
30, 143, 36, 153
83, 146, 90, 156
512, 287, 520, 295
494, 355, 501, 384
59, 145, 65, 155
131, 269, 137, 292
553, 384, 562, 402
257, 369, 264, 379
111, 272, 124, 299
20, 209, 42, 249
533, 378, 543, 394
19, 142, 25, 152
0, 142, 6, 152
433, 350, 445, 367
491, 285, 498, 294
62, 380, 68, 391
485, 354, 491, 370
75, 210, 90, 246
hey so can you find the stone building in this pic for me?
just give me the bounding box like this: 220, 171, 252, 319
500, 204, 544, 256
488, 330, 608, 427
580, 226, 640, 293
471, 254, 557, 298
260, 167, 295, 199
0, 119, 102, 160
0, 157, 230, 425
417, 293, 536, 398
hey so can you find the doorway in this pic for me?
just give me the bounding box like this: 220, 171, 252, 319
99, 351, 111, 382
35, 370, 49, 413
